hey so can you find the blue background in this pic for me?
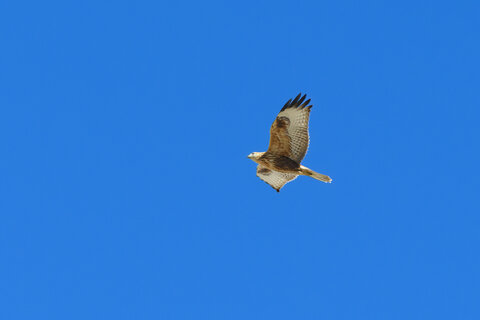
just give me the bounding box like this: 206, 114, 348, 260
1, 1, 479, 319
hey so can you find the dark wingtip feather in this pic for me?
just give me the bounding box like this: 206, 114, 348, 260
291, 93, 302, 106
300, 98, 311, 109
281, 99, 292, 111
280, 93, 313, 111
296, 94, 307, 108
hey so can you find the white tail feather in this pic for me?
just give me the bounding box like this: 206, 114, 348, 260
300, 165, 332, 183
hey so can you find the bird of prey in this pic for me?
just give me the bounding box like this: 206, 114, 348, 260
248, 93, 332, 192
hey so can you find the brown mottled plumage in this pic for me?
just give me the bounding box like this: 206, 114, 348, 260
248, 93, 332, 192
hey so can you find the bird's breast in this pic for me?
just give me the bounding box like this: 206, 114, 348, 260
259, 153, 300, 173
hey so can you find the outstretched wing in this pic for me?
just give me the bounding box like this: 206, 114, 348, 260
267, 93, 312, 163
256, 165, 298, 192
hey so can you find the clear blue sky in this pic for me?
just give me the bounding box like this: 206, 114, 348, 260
1, 1, 479, 319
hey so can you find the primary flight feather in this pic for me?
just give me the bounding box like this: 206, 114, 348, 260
248, 93, 332, 192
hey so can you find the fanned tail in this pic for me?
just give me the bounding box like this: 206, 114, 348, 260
300, 165, 332, 183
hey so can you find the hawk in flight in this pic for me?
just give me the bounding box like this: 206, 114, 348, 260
248, 93, 332, 192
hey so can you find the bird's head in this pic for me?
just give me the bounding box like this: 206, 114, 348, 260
247, 152, 264, 163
